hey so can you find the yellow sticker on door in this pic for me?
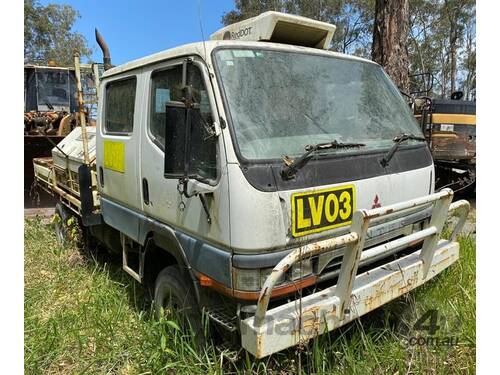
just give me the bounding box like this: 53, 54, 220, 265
291, 185, 355, 237
103, 140, 125, 173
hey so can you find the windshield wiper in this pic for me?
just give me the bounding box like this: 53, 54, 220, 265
44, 97, 54, 110
380, 133, 426, 167
281, 140, 365, 180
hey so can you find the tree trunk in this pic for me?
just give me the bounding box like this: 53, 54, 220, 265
372, 0, 410, 93
449, 28, 457, 94
443, 0, 457, 97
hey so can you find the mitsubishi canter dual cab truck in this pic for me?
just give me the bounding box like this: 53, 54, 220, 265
33, 12, 470, 358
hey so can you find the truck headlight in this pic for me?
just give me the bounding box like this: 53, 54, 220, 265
233, 267, 285, 291
234, 268, 260, 291
289, 258, 313, 281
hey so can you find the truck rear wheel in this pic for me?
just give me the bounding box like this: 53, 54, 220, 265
153, 266, 204, 344
54, 202, 71, 245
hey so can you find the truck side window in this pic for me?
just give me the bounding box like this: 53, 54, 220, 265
105, 77, 136, 134
150, 65, 217, 181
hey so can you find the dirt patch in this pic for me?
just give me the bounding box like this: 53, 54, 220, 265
24, 207, 55, 224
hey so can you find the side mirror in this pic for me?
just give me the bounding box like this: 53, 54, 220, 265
164, 101, 189, 179
451, 91, 464, 100
164, 100, 215, 184
163, 87, 216, 224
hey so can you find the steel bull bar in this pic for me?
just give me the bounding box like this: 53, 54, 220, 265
240, 189, 470, 358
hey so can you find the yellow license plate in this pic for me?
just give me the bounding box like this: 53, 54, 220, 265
291, 185, 356, 237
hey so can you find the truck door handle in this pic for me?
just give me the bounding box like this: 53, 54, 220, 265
142, 178, 149, 205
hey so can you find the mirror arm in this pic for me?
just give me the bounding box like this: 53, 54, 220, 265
176, 177, 212, 224
178, 177, 196, 198
199, 194, 212, 224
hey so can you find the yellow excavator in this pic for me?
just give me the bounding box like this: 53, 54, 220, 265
410, 73, 476, 194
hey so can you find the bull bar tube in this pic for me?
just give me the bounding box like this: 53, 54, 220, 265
240, 188, 470, 358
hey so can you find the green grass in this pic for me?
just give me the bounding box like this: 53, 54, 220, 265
24, 218, 475, 374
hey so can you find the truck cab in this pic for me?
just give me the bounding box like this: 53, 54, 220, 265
34, 12, 469, 358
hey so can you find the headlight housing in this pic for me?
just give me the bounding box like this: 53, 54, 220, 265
289, 258, 313, 281
233, 259, 313, 291
233, 267, 286, 291
233, 268, 261, 291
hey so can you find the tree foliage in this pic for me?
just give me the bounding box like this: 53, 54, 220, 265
222, 0, 475, 98
24, 0, 91, 66
222, 0, 375, 57
408, 0, 475, 98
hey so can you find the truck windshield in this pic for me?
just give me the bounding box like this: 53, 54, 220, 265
214, 48, 422, 161
35, 68, 71, 111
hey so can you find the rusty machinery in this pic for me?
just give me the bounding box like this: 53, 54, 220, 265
24, 58, 101, 202
409, 73, 476, 195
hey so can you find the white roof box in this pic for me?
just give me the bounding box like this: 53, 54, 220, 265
210, 11, 336, 50
52, 126, 96, 173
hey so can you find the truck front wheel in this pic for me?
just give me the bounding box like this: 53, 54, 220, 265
153, 266, 204, 344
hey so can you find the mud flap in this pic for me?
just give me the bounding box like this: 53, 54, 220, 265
78, 164, 102, 226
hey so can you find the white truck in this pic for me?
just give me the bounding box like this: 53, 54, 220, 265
33, 12, 470, 358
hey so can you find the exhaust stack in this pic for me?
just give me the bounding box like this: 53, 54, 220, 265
95, 28, 112, 70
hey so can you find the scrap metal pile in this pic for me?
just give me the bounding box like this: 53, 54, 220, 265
24, 110, 78, 136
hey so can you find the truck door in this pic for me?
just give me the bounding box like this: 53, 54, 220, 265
97, 74, 142, 212
140, 58, 230, 247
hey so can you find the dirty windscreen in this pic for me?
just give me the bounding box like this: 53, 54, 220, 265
35, 68, 72, 111
214, 48, 422, 160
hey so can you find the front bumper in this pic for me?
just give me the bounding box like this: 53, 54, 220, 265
240, 189, 469, 358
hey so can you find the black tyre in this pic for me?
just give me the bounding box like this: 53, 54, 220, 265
54, 203, 71, 245
154, 266, 205, 344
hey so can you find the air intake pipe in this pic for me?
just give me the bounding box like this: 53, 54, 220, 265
95, 28, 112, 70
